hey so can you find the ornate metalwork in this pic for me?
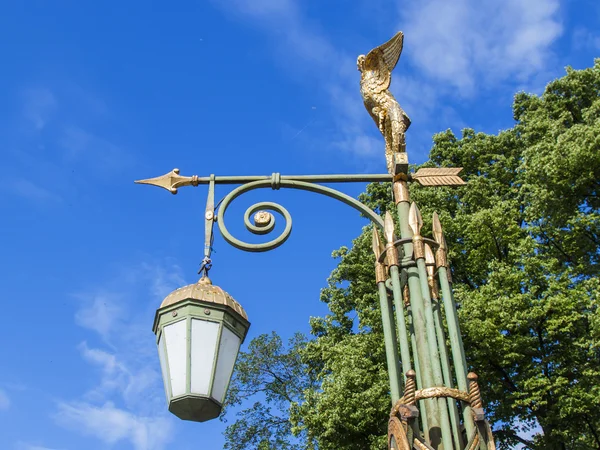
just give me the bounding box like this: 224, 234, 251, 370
216, 177, 385, 252
135, 28, 493, 450
415, 386, 471, 403
384, 212, 400, 266
408, 202, 425, 260
358, 32, 411, 175
388, 416, 411, 450
135, 169, 392, 194
393, 180, 410, 204
372, 228, 387, 283
411, 168, 466, 186
431, 212, 448, 270
424, 244, 439, 299
135, 168, 199, 194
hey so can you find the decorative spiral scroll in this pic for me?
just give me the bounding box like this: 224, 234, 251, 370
216, 175, 384, 253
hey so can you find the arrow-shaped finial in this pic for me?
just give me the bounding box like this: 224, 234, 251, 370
408, 202, 423, 236
384, 211, 395, 244
412, 167, 465, 186
432, 212, 447, 250
135, 168, 198, 194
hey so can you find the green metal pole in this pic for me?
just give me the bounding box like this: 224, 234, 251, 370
389, 265, 412, 375
415, 256, 455, 450
406, 297, 428, 434
373, 228, 403, 404
438, 265, 475, 440
433, 295, 465, 449
391, 184, 440, 445
377, 280, 402, 403
425, 244, 465, 449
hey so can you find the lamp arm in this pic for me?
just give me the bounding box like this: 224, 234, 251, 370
214, 175, 384, 253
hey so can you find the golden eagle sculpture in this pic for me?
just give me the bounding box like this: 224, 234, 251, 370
357, 32, 411, 174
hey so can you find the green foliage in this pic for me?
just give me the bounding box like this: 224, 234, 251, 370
224, 60, 600, 449
221, 332, 318, 450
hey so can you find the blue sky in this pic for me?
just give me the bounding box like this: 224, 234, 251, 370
0, 1, 598, 449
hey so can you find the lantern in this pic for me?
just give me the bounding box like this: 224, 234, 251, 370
152, 276, 250, 422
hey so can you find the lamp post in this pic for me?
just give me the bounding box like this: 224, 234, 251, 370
137, 31, 497, 450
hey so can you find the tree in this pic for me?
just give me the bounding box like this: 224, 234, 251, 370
221, 332, 318, 450
224, 60, 600, 449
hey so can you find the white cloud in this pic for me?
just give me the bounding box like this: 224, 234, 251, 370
572, 27, 600, 51
22, 88, 57, 131
0, 388, 10, 410
56, 259, 183, 449
59, 125, 131, 171
74, 293, 123, 340
54, 402, 172, 450
212, 0, 564, 163
15, 443, 63, 450
8, 178, 63, 204
77, 341, 159, 408
401, 0, 563, 94
140, 259, 186, 299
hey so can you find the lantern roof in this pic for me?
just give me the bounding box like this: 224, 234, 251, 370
159, 276, 248, 321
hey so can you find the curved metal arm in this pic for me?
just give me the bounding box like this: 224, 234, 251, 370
135, 169, 393, 253
216, 177, 384, 252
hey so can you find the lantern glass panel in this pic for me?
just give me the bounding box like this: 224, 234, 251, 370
158, 333, 170, 401
212, 326, 241, 403
190, 319, 220, 395
164, 319, 187, 397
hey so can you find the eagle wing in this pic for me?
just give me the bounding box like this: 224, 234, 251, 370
363, 31, 404, 91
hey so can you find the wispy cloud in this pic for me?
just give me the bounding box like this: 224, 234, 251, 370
56, 259, 185, 450
140, 259, 186, 299
59, 125, 132, 172
400, 0, 563, 95
74, 293, 123, 342
22, 88, 57, 131
15, 443, 64, 450
210, 0, 564, 164
572, 26, 600, 51
0, 388, 10, 410
8, 178, 63, 204
54, 402, 172, 450
77, 341, 159, 408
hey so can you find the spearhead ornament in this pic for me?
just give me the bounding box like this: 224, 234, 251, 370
372, 227, 382, 258
432, 212, 447, 250
383, 212, 399, 267
135, 168, 199, 194
384, 211, 395, 243
373, 227, 388, 282
408, 202, 423, 236
424, 243, 435, 276
424, 243, 439, 297
432, 212, 449, 272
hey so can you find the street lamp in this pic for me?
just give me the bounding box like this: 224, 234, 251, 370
137, 31, 498, 450
152, 275, 250, 422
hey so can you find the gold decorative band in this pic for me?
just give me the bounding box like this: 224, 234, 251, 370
412, 235, 425, 260
375, 263, 387, 283
386, 243, 400, 266
414, 386, 470, 403
435, 248, 448, 269
393, 180, 410, 204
